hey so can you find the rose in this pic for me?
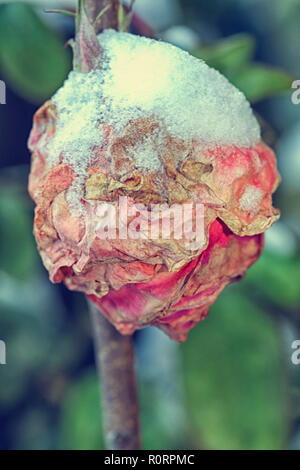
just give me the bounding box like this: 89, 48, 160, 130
28, 30, 280, 341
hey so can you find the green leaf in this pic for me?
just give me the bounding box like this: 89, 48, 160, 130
0, 3, 70, 104
244, 251, 300, 309
181, 287, 288, 450
0, 186, 39, 279
230, 65, 294, 102
192, 34, 255, 75
192, 34, 293, 103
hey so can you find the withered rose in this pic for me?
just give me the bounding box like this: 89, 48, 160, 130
28, 30, 280, 341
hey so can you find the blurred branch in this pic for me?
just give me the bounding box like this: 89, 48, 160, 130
90, 302, 141, 450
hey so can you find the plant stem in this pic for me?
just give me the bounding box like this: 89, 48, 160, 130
90, 303, 141, 450
85, 0, 119, 33
85, 0, 140, 450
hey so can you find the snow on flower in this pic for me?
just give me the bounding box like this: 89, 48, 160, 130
28, 30, 280, 341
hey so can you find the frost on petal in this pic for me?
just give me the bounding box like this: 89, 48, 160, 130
28, 31, 280, 341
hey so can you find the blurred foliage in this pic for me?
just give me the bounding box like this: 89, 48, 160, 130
192, 34, 255, 75
244, 252, 300, 311
192, 34, 294, 102
61, 369, 104, 450
0, 183, 91, 449
0, 3, 70, 104
231, 65, 294, 103
0, 185, 39, 279
181, 287, 288, 450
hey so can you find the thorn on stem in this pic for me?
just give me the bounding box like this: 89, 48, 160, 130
95, 4, 111, 23
45, 9, 76, 17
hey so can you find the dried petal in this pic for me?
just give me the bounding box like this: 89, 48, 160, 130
28, 32, 280, 341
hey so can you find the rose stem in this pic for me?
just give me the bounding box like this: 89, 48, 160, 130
90, 303, 141, 450
85, 0, 141, 450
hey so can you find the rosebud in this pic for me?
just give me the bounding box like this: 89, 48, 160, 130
28, 29, 279, 341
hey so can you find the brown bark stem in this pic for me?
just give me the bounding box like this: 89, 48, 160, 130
89, 303, 141, 450
85, 0, 119, 33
